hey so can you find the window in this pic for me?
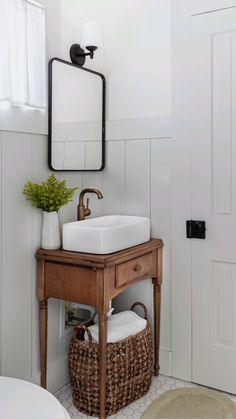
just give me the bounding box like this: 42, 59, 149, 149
0, 0, 46, 110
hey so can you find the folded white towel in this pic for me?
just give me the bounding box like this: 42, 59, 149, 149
85, 311, 147, 343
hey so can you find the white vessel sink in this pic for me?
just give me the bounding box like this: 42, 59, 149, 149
62, 215, 150, 254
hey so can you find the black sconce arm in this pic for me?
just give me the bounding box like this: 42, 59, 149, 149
70, 44, 98, 66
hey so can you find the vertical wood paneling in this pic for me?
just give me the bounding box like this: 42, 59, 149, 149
101, 141, 126, 215
0, 131, 173, 387
151, 139, 173, 352
59, 172, 83, 225
31, 134, 51, 383
57, 171, 83, 366
171, 153, 192, 380
1, 131, 32, 379
114, 139, 152, 320
213, 33, 233, 215
126, 140, 150, 216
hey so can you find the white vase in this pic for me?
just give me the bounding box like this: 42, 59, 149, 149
42, 211, 61, 250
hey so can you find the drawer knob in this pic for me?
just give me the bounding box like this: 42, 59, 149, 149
133, 264, 141, 272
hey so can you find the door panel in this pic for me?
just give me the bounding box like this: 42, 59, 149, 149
191, 0, 236, 16
212, 261, 236, 347
190, 6, 236, 393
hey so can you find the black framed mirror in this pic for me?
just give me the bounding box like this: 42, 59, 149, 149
48, 58, 106, 171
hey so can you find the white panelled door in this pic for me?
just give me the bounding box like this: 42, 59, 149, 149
189, 4, 236, 393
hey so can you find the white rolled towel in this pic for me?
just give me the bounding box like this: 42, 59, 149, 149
85, 310, 147, 344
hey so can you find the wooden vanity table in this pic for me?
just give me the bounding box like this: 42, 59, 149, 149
36, 238, 163, 419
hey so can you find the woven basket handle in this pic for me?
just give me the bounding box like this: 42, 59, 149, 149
79, 309, 97, 326
74, 324, 93, 344
130, 302, 148, 320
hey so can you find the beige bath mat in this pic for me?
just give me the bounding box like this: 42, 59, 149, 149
141, 387, 236, 418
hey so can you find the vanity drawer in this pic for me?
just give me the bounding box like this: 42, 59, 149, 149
115, 253, 153, 288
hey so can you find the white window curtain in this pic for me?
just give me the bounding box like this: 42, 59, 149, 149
0, 0, 46, 110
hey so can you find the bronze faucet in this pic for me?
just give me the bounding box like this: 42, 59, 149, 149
77, 188, 104, 221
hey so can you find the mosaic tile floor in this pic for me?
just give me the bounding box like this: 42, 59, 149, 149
54, 375, 236, 419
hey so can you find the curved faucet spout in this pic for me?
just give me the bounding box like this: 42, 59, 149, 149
77, 188, 104, 221
79, 188, 103, 206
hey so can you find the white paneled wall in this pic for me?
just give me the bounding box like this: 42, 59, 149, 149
0, 130, 85, 390
101, 141, 126, 215
126, 140, 151, 217
2, 132, 32, 380
88, 136, 173, 375
84, 136, 173, 376
0, 133, 39, 381
0, 130, 173, 390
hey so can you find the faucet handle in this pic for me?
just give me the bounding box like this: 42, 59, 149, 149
85, 198, 91, 217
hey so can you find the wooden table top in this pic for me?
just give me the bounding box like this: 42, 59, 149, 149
36, 238, 163, 269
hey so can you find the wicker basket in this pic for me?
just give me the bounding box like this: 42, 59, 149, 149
68, 302, 153, 417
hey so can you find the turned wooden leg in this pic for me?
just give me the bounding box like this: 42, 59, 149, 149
99, 312, 107, 419
153, 282, 161, 376
39, 299, 48, 388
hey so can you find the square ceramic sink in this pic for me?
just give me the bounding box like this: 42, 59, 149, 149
62, 215, 150, 254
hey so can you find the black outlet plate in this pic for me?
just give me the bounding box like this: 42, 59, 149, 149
186, 220, 206, 239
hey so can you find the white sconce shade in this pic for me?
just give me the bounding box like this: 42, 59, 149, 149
81, 22, 102, 49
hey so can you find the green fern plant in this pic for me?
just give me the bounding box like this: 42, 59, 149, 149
23, 174, 78, 212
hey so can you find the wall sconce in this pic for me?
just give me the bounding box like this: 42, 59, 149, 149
70, 22, 102, 67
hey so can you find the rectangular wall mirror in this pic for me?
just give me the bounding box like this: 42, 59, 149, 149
48, 58, 106, 171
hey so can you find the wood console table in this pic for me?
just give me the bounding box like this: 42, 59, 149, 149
36, 238, 163, 419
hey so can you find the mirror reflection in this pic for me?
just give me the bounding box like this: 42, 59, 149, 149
49, 59, 105, 171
